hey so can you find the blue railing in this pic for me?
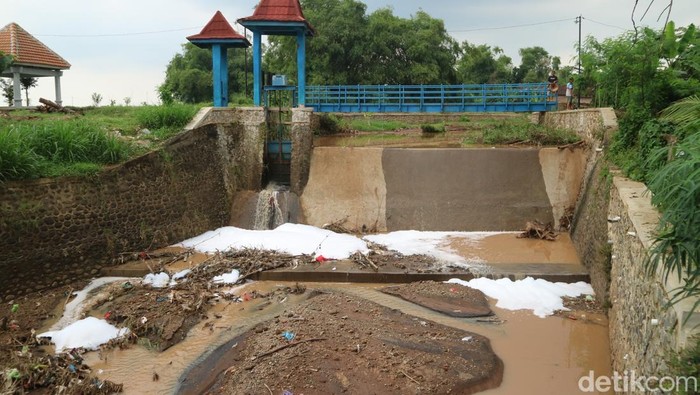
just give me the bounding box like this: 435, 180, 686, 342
304, 83, 558, 113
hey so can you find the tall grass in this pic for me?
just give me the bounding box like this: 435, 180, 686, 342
135, 104, 200, 139
0, 120, 133, 182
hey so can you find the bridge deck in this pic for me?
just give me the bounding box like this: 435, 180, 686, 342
304, 83, 558, 113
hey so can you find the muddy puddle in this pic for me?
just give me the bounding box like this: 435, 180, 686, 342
445, 232, 581, 265
77, 281, 610, 394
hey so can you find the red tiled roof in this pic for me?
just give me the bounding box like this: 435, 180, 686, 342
239, 0, 315, 32
0, 23, 70, 70
186, 11, 250, 44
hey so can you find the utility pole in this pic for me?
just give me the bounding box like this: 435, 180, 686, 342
575, 15, 582, 109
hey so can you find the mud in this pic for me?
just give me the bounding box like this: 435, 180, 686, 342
380, 281, 493, 318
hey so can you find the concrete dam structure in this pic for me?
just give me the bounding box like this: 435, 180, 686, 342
301, 146, 587, 232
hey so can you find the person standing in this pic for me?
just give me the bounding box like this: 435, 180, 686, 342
547, 70, 559, 102
566, 78, 574, 110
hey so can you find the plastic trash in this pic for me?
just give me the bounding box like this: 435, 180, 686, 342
11, 304, 19, 313
122, 282, 133, 290
283, 391, 293, 395
585, 295, 594, 301
68, 364, 77, 373
282, 331, 295, 342
315, 255, 328, 263
6, 368, 20, 380
156, 296, 169, 303
104, 311, 112, 320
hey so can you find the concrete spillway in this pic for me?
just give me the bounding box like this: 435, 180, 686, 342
300, 147, 587, 232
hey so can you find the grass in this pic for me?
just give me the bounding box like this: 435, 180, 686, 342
463, 117, 580, 146
346, 119, 411, 132
0, 103, 204, 181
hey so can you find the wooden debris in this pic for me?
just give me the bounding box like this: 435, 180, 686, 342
38, 97, 75, 113
350, 251, 379, 272
322, 217, 352, 234
517, 220, 558, 241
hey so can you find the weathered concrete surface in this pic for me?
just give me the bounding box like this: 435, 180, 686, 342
608, 175, 700, 379
301, 147, 387, 231
290, 107, 314, 194
301, 147, 588, 232
538, 147, 588, 227
383, 148, 554, 231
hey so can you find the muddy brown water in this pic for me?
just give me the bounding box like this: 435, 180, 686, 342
78, 281, 611, 395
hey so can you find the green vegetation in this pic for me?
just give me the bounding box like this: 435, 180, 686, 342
420, 123, 445, 134
460, 117, 579, 146
346, 118, 410, 132
0, 104, 204, 181
135, 104, 200, 139
0, 119, 133, 181
667, 335, 700, 394
643, 97, 700, 314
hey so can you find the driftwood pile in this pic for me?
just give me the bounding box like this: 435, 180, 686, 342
517, 220, 558, 241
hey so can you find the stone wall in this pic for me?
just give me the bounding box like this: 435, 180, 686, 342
0, 114, 265, 300
570, 160, 611, 305
537, 107, 617, 142
607, 176, 700, 378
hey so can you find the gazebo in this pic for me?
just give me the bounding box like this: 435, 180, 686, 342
0, 22, 70, 107
187, 11, 250, 108
238, 0, 315, 107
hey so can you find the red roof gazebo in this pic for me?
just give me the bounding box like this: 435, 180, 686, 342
0, 22, 70, 107
187, 11, 250, 107
238, 0, 314, 106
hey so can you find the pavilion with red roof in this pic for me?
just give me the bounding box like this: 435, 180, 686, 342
187, 11, 250, 107
238, 0, 315, 106
0, 22, 70, 107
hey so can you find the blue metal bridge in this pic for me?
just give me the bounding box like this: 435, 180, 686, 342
303, 83, 557, 113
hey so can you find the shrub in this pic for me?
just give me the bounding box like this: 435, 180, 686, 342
421, 123, 445, 134
317, 114, 343, 135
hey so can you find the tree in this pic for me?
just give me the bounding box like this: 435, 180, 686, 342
513, 46, 552, 83
91, 92, 103, 107
124, 97, 132, 106
456, 41, 513, 84
159, 42, 251, 104
0, 51, 13, 73
263, 1, 459, 85
265, 0, 369, 84
19, 77, 38, 106
0, 79, 13, 106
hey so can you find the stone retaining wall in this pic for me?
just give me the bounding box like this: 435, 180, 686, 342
538, 107, 617, 142
607, 176, 699, 379
0, 113, 265, 300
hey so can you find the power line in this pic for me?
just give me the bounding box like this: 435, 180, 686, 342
448, 17, 574, 33
583, 17, 626, 31
35, 26, 202, 38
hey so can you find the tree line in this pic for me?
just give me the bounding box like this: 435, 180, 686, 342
159, 0, 564, 103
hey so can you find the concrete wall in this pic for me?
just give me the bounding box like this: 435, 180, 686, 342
537, 107, 617, 142
607, 176, 700, 377
301, 147, 587, 232
0, 111, 266, 300
326, 112, 519, 125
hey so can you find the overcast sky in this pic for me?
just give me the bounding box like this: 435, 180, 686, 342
4, 0, 697, 106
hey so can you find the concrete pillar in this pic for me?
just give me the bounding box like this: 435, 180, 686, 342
220, 47, 229, 107
12, 71, 22, 107
253, 31, 262, 106
54, 73, 63, 106
212, 44, 223, 107
296, 31, 306, 106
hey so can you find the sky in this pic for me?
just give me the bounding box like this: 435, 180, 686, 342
4, 0, 697, 107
